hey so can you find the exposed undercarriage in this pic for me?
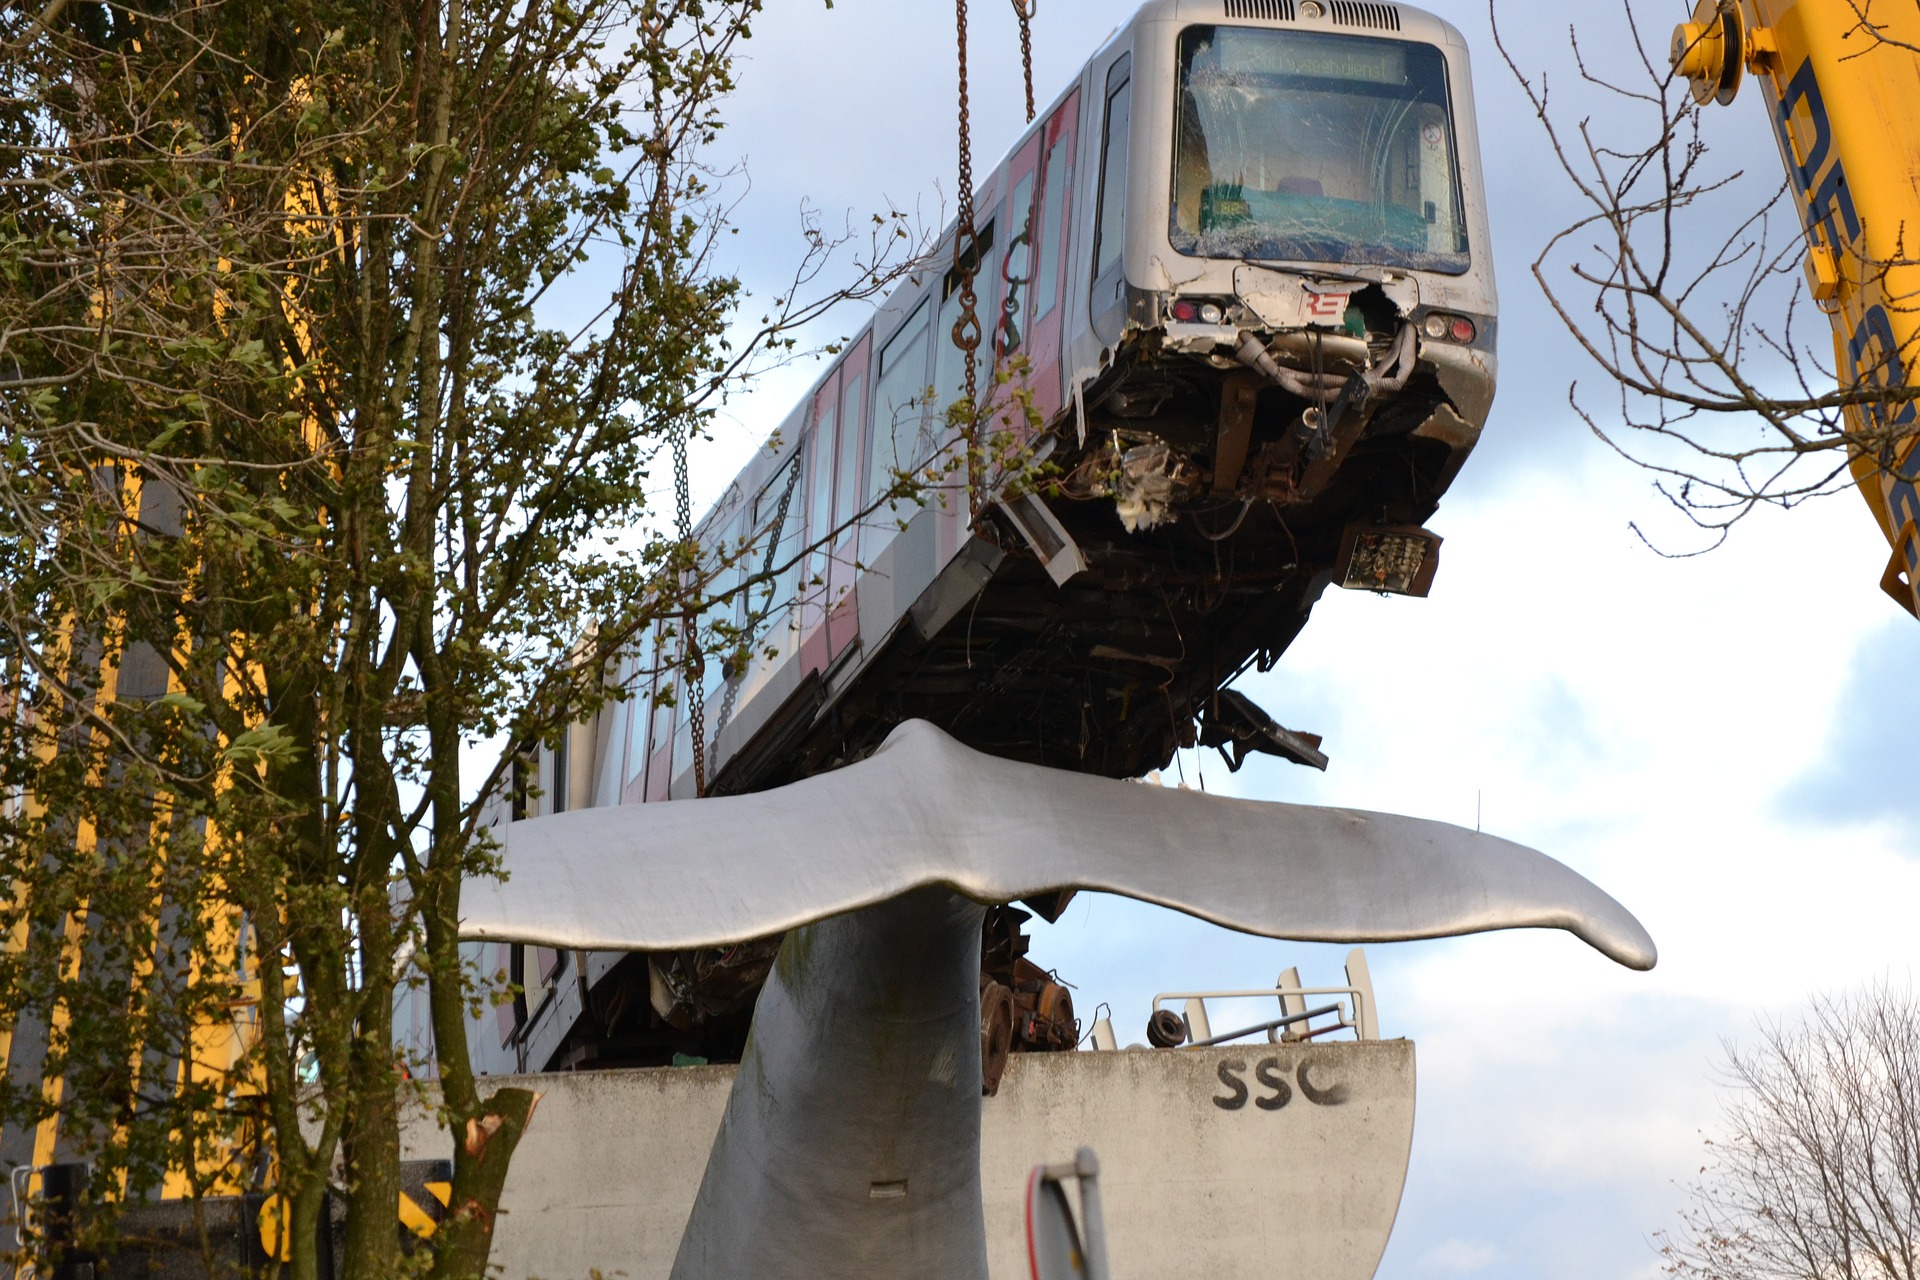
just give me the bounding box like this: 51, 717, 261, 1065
744, 289, 1481, 785
513, 298, 1488, 1078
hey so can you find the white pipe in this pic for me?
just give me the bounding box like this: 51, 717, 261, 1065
1372, 322, 1418, 393
1183, 997, 1213, 1044
1235, 334, 1345, 402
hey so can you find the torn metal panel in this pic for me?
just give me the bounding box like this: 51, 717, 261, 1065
910, 537, 1009, 641
1425, 339, 1498, 426
996, 492, 1088, 585
1212, 373, 1261, 494
1234, 264, 1421, 330
1199, 689, 1329, 772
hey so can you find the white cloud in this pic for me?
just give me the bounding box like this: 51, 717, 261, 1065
1419, 1238, 1505, 1275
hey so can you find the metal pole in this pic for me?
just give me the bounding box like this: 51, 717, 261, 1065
1074, 1147, 1110, 1280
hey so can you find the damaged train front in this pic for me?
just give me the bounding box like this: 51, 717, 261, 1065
1059, 6, 1497, 599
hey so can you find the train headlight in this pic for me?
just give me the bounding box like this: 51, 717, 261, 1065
1169, 298, 1231, 326
1421, 312, 1478, 344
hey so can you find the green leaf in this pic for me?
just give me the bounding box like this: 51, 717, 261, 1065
145, 421, 187, 451
221, 723, 300, 768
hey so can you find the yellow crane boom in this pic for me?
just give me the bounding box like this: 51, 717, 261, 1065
1674, 0, 1920, 616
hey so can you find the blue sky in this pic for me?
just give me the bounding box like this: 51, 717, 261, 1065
674, 2, 1920, 1276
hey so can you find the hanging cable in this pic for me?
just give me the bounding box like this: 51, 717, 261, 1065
953, 0, 984, 506
951, 0, 1038, 511
671, 427, 708, 797
1012, 0, 1036, 122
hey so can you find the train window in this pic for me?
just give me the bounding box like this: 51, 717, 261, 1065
751, 453, 803, 633
1170, 27, 1469, 274
715, 507, 750, 632
835, 372, 865, 531
704, 544, 731, 703
1093, 68, 1131, 283
998, 174, 1035, 353
808, 407, 836, 548
624, 629, 655, 787
800, 413, 835, 615
1032, 136, 1072, 322
648, 627, 674, 755
695, 511, 744, 730
872, 300, 932, 502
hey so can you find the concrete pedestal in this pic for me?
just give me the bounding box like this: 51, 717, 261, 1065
400, 1040, 1415, 1279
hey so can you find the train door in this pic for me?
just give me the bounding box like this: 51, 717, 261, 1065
933, 198, 1001, 544
643, 669, 673, 802
701, 502, 749, 754
749, 447, 804, 674
994, 136, 1041, 475
797, 375, 840, 676
1027, 93, 1080, 426
998, 139, 1039, 374
1089, 54, 1131, 347
664, 554, 711, 799
998, 95, 1081, 432
633, 629, 664, 802
827, 338, 870, 659
868, 298, 934, 563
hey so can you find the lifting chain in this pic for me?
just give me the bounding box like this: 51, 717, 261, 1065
952, 0, 1035, 505
671, 426, 708, 797
1012, 0, 1036, 123
953, 0, 984, 503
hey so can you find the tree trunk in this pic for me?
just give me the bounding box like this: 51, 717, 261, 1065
286, 1180, 329, 1280
428, 1087, 541, 1280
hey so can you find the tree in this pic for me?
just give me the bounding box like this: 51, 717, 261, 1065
0, 0, 916, 1275
1489, 3, 1920, 555
1659, 982, 1920, 1280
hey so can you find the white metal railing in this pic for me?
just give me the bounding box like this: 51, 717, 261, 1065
1150, 985, 1367, 1047
1085, 949, 1381, 1051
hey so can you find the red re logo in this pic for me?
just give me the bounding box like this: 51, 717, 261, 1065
1304, 292, 1345, 321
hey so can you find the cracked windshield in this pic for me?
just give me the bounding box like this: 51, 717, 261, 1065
1172, 26, 1469, 274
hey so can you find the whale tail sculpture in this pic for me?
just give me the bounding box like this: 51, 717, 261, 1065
460, 719, 1654, 1277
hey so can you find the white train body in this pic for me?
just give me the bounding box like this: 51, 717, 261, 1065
450, 0, 1499, 1075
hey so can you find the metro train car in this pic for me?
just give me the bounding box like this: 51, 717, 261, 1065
441, 0, 1499, 1076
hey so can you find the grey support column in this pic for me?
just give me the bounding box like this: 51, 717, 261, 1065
670, 887, 990, 1280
